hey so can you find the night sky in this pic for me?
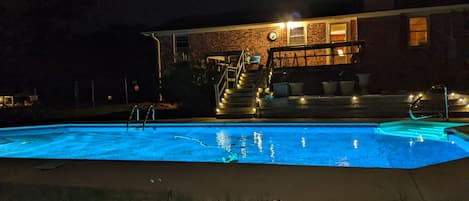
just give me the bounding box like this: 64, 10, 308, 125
1, 0, 322, 31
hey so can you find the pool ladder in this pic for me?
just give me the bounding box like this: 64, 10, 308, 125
142, 104, 156, 131
126, 105, 140, 131
409, 84, 449, 121
126, 104, 157, 131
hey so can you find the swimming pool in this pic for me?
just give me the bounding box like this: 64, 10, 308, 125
0, 123, 468, 169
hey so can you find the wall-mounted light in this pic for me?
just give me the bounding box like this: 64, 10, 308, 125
287, 21, 302, 29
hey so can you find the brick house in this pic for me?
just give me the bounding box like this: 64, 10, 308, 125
142, 2, 469, 97
143, 2, 469, 92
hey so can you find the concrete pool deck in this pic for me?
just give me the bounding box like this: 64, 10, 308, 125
0, 158, 467, 201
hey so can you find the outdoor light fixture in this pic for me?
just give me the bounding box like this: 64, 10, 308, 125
409, 94, 414, 99
458, 98, 465, 103
287, 21, 302, 29
451, 92, 456, 96
418, 93, 423, 97
299, 96, 307, 105
216, 108, 220, 113
252, 108, 257, 112
466, 104, 469, 108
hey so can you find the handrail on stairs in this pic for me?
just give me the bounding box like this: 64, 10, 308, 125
409, 84, 449, 121
213, 50, 245, 110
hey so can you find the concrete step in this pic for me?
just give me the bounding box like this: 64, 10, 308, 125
223, 96, 254, 103
216, 107, 257, 119
222, 102, 254, 107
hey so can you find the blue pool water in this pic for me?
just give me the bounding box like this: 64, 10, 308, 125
0, 123, 468, 169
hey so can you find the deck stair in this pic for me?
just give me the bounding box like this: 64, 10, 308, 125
216, 70, 263, 118
377, 120, 467, 141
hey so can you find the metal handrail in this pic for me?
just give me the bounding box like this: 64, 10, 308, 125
143, 104, 157, 130
409, 84, 449, 121
126, 105, 140, 131
213, 50, 245, 109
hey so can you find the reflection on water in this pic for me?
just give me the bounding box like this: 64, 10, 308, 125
216, 131, 231, 152
253, 132, 262, 153
240, 135, 247, 158
270, 144, 275, 162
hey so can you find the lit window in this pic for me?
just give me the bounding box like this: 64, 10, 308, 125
289, 26, 306, 46
409, 17, 428, 46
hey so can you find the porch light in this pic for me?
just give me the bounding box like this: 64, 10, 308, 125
287, 21, 302, 29
216, 108, 220, 113
352, 96, 358, 101
409, 94, 414, 99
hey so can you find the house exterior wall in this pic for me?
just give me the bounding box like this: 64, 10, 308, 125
158, 19, 356, 69
358, 10, 469, 91
188, 26, 288, 66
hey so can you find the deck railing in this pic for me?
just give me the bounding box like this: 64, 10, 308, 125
267, 40, 365, 69
213, 50, 245, 108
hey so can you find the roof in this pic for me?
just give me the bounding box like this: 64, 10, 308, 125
142, 3, 469, 36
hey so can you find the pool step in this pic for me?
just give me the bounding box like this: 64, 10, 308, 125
377, 120, 468, 141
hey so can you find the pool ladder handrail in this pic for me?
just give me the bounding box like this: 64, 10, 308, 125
126, 105, 140, 131
409, 84, 449, 121
142, 104, 157, 131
